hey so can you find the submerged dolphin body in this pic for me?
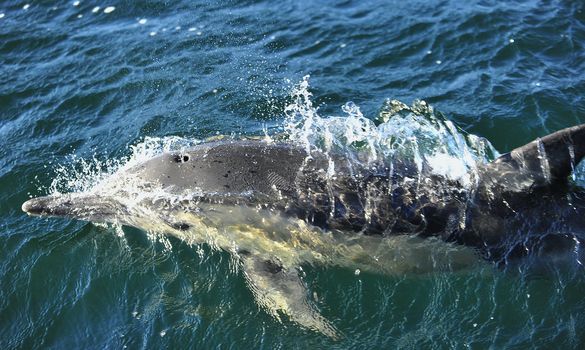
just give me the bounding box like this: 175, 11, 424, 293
22, 123, 585, 336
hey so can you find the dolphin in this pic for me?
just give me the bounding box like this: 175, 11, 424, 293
22, 123, 585, 336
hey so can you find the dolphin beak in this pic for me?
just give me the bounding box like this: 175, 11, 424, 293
22, 195, 66, 216
22, 193, 126, 222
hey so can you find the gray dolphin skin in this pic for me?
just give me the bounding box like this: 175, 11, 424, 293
22, 123, 585, 337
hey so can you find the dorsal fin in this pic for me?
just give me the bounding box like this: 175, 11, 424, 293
509, 123, 585, 182
479, 123, 585, 194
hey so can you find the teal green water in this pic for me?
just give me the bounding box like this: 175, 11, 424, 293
1, 0, 585, 348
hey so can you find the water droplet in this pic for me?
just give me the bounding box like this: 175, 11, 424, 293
426, 50, 432, 54
77, 14, 83, 18
92, 6, 100, 13
160, 330, 166, 337
0, 13, 4, 19
340, 43, 347, 48
149, 31, 157, 36
23, 4, 30, 10
104, 6, 115, 14
509, 38, 515, 43
188, 27, 196, 32
73, 1, 80, 6
138, 18, 147, 24
473, 323, 478, 327
175, 26, 181, 30
436, 60, 442, 64
354, 268, 361, 276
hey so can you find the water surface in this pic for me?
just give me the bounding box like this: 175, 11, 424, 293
1, 0, 585, 348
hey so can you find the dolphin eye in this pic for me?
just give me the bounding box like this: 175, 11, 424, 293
182, 154, 190, 162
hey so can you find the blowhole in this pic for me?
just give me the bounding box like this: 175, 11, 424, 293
173, 154, 190, 163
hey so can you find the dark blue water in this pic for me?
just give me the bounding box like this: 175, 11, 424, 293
2, 0, 585, 348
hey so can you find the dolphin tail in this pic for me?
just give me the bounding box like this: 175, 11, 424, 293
241, 254, 341, 339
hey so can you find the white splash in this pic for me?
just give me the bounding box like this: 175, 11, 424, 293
426, 153, 468, 180
104, 6, 115, 14
282, 76, 495, 185
91, 6, 100, 13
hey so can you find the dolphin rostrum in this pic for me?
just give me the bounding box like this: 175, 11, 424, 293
22, 123, 585, 336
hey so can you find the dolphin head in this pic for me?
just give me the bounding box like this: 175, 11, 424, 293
21, 141, 326, 226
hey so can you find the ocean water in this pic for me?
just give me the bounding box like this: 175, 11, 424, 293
2, 0, 585, 348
